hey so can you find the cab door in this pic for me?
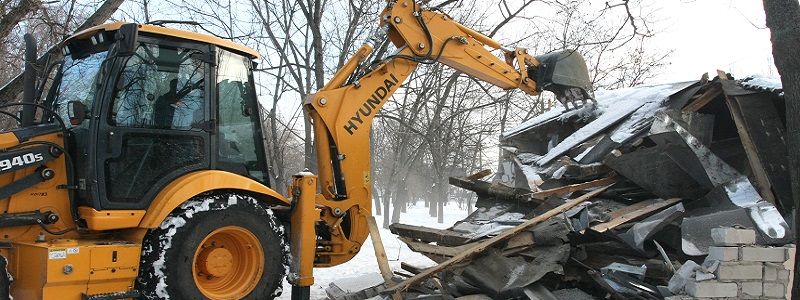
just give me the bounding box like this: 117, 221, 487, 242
94, 38, 212, 210
213, 49, 270, 186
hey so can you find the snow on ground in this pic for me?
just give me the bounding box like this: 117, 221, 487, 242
277, 203, 469, 300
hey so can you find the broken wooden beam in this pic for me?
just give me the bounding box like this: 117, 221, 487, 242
467, 169, 493, 180
400, 262, 424, 275
683, 83, 722, 112
449, 176, 538, 204
389, 223, 471, 246
718, 71, 792, 211
383, 185, 612, 293
588, 198, 682, 233
529, 175, 618, 200
366, 216, 402, 300
398, 237, 476, 258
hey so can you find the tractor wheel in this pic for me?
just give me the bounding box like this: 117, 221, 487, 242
138, 193, 287, 299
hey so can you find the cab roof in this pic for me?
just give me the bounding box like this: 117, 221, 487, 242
66, 22, 261, 59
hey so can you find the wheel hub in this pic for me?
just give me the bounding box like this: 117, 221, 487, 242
198, 247, 234, 277
192, 226, 265, 299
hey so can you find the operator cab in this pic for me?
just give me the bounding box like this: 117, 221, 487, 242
43, 23, 271, 211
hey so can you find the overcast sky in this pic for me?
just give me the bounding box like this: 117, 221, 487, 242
650, 0, 777, 83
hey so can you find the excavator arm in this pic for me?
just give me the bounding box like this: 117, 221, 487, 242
288, 0, 593, 291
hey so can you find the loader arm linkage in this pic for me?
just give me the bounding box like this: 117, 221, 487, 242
288, 0, 593, 289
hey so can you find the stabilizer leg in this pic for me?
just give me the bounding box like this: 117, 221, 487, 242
288, 172, 319, 300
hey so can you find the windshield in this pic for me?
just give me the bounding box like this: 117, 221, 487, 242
53, 50, 109, 128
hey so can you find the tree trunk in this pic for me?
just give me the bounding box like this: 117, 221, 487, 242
437, 179, 446, 223
391, 194, 402, 225
429, 185, 437, 217
303, 111, 315, 171
374, 190, 382, 216
762, 1, 800, 297
0, 0, 41, 43
382, 189, 392, 228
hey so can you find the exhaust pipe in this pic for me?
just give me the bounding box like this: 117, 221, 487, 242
21, 33, 38, 126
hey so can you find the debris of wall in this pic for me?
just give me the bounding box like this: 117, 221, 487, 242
666, 228, 795, 299
331, 73, 796, 300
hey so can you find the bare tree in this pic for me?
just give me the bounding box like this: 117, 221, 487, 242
0, 0, 125, 103
761, 0, 800, 296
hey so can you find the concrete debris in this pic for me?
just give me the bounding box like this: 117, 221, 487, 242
667, 229, 795, 299
378, 73, 795, 300
668, 260, 700, 294
325, 273, 386, 300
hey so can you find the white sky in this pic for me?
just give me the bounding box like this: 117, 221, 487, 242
649, 0, 778, 82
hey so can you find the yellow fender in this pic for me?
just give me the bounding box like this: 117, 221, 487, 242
138, 170, 290, 228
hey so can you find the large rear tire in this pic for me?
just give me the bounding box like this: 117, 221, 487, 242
138, 193, 287, 299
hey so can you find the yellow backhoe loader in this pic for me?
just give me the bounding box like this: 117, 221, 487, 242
0, 0, 593, 299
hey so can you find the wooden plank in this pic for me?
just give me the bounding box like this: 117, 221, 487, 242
389, 223, 471, 246
588, 198, 682, 233
683, 84, 722, 112
398, 237, 476, 257
605, 199, 660, 220
529, 175, 617, 200
467, 169, 492, 180
449, 176, 539, 204
400, 262, 424, 275
718, 74, 778, 206
383, 185, 611, 293
366, 216, 402, 300
732, 95, 793, 210
504, 231, 534, 251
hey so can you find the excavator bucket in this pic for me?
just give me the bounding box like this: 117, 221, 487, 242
532, 50, 595, 109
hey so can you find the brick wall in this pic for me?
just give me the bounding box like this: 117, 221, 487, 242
667, 228, 795, 299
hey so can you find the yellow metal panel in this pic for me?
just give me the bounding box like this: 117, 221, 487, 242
11, 239, 139, 300
77, 207, 145, 231
87, 244, 140, 295
0, 132, 79, 243
66, 22, 261, 59
0, 132, 20, 148
138, 170, 290, 228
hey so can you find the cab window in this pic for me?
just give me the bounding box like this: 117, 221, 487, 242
216, 49, 269, 184
111, 43, 205, 130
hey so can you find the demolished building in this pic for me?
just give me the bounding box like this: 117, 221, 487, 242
327, 72, 797, 300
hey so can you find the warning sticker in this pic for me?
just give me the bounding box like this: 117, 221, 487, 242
48, 250, 67, 260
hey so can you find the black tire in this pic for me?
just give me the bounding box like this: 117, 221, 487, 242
0, 255, 9, 300
137, 193, 287, 299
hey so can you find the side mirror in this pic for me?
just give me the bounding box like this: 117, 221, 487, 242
67, 101, 87, 126
116, 23, 139, 57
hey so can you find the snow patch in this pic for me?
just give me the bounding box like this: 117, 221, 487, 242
740, 75, 782, 91
535, 81, 696, 165
502, 105, 566, 138
519, 164, 544, 191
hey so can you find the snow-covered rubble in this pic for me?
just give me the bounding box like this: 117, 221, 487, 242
383, 73, 794, 300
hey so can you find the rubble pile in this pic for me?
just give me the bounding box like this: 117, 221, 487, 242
327, 72, 797, 300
